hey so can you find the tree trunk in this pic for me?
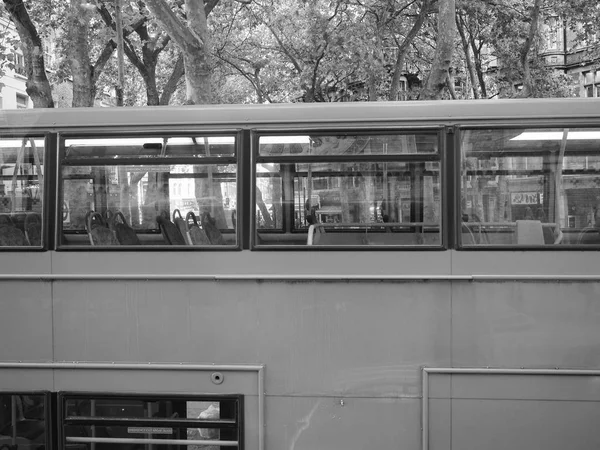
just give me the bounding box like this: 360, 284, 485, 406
456, 13, 479, 99
519, 0, 543, 98
469, 35, 487, 98
420, 0, 455, 100
68, 0, 95, 107
446, 70, 457, 99
144, 0, 214, 104
3, 0, 54, 108
389, 0, 430, 101
160, 54, 185, 105
183, 52, 212, 104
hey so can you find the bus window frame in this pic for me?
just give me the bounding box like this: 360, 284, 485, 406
0, 132, 49, 252
55, 130, 242, 251
251, 128, 446, 250
456, 124, 600, 250
57, 391, 244, 450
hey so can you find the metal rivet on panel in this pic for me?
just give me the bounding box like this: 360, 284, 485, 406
211, 372, 224, 384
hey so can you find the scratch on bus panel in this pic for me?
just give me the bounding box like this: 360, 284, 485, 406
335, 365, 420, 397
289, 401, 320, 450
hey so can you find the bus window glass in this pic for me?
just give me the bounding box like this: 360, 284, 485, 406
0, 394, 47, 448
61, 394, 242, 450
60, 135, 237, 247
259, 133, 438, 156
460, 128, 600, 246
0, 137, 44, 248
64, 136, 235, 159
256, 132, 441, 247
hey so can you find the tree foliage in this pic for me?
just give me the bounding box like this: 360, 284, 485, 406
0, 0, 589, 107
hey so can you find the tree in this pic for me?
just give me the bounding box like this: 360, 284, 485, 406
2, 0, 54, 107
143, 0, 252, 104
518, 0, 543, 97
455, 0, 495, 98
211, 0, 305, 103
388, 0, 434, 100
420, 0, 455, 99
63, 0, 146, 107
97, 1, 185, 106
236, 0, 367, 102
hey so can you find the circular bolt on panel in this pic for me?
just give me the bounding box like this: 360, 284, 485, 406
211, 372, 224, 384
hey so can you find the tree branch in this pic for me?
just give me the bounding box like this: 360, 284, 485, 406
144, 0, 201, 51
159, 52, 185, 105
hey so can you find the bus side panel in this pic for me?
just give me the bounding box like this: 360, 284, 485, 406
450, 398, 600, 450
264, 396, 421, 450
452, 281, 600, 368
429, 372, 600, 450
51, 280, 452, 396
0, 253, 52, 275
428, 281, 600, 450
0, 281, 53, 362
51, 279, 451, 449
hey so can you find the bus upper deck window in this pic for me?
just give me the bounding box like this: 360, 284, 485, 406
59, 134, 238, 248
0, 137, 45, 248
255, 132, 442, 248
460, 127, 600, 247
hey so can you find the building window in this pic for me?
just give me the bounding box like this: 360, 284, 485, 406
43, 42, 54, 69
14, 53, 26, 76
16, 94, 28, 109
546, 17, 563, 50
584, 71, 596, 97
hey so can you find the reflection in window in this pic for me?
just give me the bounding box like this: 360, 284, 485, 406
0, 137, 44, 247
256, 133, 441, 246
60, 135, 237, 247
461, 128, 600, 246
0, 394, 47, 448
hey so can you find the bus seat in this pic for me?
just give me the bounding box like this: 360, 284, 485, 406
577, 228, 600, 244
0, 224, 27, 246
516, 220, 544, 245
307, 225, 367, 245
172, 209, 191, 245
86, 211, 119, 246
541, 223, 563, 245
201, 212, 225, 245
109, 211, 140, 245
186, 211, 211, 245
307, 224, 319, 245
156, 214, 186, 245
25, 213, 42, 246
462, 224, 477, 246
307, 223, 434, 246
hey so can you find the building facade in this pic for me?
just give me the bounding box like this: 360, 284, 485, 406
0, 13, 31, 109
541, 17, 600, 97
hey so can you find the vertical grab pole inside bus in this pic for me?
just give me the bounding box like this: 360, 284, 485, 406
147, 402, 153, 450
307, 139, 313, 224
555, 129, 568, 228
115, 0, 125, 106
11, 396, 17, 448
91, 399, 96, 450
